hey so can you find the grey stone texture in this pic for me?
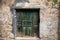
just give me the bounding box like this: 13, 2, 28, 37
0, 0, 60, 40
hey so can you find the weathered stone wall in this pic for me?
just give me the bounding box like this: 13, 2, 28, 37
28, 0, 59, 40
40, 7, 58, 40
15, 0, 59, 40
0, 0, 15, 40
0, 0, 59, 40
0, 5, 14, 40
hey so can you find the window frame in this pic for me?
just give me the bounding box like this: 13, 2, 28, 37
12, 8, 40, 39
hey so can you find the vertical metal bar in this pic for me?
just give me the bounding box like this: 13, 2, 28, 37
20, 11, 23, 37
32, 12, 34, 37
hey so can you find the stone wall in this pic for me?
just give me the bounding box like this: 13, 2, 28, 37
27, 0, 59, 40
0, 0, 60, 40
0, 5, 14, 40
15, 0, 59, 40
0, 0, 15, 40
40, 7, 58, 40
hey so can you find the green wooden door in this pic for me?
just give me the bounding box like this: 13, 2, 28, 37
16, 10, 39, 37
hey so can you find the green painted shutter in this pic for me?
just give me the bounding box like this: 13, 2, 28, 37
16, 10, 39, 37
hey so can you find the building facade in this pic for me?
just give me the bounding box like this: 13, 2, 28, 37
0, 0, 60, 40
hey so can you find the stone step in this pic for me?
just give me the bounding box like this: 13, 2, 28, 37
16, 39, 39, 40
15, 37, 39, 40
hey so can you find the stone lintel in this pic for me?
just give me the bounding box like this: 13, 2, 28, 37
12, 3, 42, 9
